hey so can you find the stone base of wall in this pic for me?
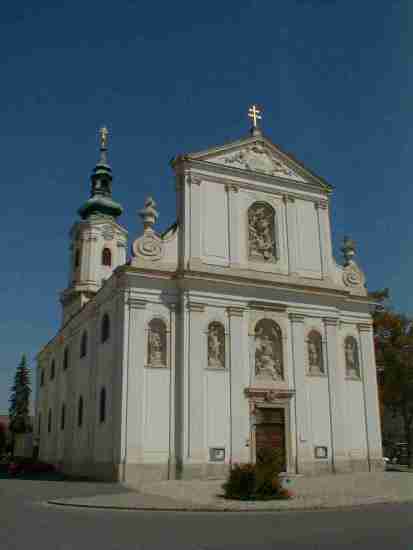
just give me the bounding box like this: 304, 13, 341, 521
59, 460, 120, 482
178, 462, 230, 480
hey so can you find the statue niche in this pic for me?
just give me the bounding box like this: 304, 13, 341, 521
248, 202, 276, 262
147, 319, 167, 367
307, 330, 324, 374
254, 319, 283, 381
345, 336, 360, 378
208, 322, 225, 368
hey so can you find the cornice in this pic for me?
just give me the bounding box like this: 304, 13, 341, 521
249, 301, 286, 312
226, 306, 245, 317
323, 317, 339, 326
289, 313, 305, 323
358, 323, 373, 333
187, 301, 205, 312
177, 159, 330, 198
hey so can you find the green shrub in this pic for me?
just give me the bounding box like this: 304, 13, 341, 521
223, 449, 292, 501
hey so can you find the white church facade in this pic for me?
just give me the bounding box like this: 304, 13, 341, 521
36, 108, 383, 483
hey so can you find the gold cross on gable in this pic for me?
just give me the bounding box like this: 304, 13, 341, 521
99, 126, 109, 149
248, 104, 262, 128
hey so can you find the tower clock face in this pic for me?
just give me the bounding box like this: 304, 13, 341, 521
101, 225, 115, 241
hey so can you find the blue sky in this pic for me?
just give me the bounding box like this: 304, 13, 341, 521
0, 1, 411, 413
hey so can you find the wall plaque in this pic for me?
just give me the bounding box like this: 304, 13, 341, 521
209, 447, 225, 462
314, 446, 328, 459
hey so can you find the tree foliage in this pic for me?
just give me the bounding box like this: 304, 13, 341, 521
9, 354, 32, 435
372, 289, 413, 466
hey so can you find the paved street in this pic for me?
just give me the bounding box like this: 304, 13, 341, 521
0, 475, 412, 549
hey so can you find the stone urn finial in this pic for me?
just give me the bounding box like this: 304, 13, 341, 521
139, 197, 159, 233
341, 236, 356, 266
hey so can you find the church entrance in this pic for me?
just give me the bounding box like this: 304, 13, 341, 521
255, 408, 286, 470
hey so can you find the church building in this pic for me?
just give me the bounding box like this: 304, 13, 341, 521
35, 107, 383, 482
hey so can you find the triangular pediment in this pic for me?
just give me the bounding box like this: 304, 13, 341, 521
174, 133, 331, 190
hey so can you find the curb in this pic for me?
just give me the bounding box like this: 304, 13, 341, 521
47, 495, 413, 513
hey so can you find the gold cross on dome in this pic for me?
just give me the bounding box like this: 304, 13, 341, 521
99, 126, 109, 149
248, 104, 262, 128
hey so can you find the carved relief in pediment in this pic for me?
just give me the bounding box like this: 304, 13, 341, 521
213, 145, 304, 180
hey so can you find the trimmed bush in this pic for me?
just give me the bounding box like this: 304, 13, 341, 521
223, 449, 293, 501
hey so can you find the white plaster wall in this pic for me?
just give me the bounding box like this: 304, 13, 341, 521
142, 368, 171, 459
344, 380, 368, 459
201, 181, 229, 266
204, 370, 230, 459
295, 199, 322, 278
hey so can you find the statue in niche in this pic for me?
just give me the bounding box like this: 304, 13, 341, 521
248, 203, 276, 262
148, 319, 167, 367
208, 322, 225, 368
308, 331, 324, 374
345, 336, 360, 377
255, 319, 283, 381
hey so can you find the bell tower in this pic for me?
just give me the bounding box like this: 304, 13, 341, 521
60, 127, 127, 326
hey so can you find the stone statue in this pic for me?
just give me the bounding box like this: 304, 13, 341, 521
255, 320, 283, 381
345, 337, 359, 377
248, 203, 276, 261
148, 319, 166, 367
308, 332, 324, 374
208, 323, 225, 368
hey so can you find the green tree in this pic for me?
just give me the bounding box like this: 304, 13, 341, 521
0, 423, 6, 456
9, 354, 32, 438
372, 290, 413, 467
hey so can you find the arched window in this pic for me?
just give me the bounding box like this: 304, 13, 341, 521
60, 403, 65, 431
80, 331, 88, 358
147, 318, 167, 367
345, 336, 360, 378
254, 319, 283, 380
207, 322, 225, 368
48, 408, 52, 434
99, 387, 106, 423
307, 331, 324, 374
78, 396, 84, 428
248, 202, 276, 262
40, 369, 45, 387
63, 346, 69, 370
74, 248, 81, 268
102, 248, 112, 267
101, 314, 110, 343
50, 360, 55, 380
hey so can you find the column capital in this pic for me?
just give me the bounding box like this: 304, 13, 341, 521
289, 312, 305, 323
358, 323, 373, 333
323, 317, 339, 327
283, 194, 295, 203
187, 301, 205, 312
227, 306, 245, 317
314, 200, 328, 210
186, 174, 202, 186
225, 183, 240, 193
127, 298, 147, 309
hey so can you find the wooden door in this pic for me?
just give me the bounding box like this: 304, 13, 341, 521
255, 408, 286, 469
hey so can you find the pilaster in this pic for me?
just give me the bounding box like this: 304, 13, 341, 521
289, 313, 312, 473
358, 323, 384, 470
227, 306, 249, 463
323, 317, 350, 472
186, 301, 206, 462
283, 195, 298, 275
225, 184, 241, 268
188, 174, 202, 264
125, 298, 147, 465
315, 200, 330, 279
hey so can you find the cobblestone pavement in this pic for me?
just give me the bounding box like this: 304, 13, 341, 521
49, 471, 413, 511
0, 475, 413, 549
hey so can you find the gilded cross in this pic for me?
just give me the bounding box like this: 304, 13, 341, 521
248, 104, 262, 128
99, 126, 109, 149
